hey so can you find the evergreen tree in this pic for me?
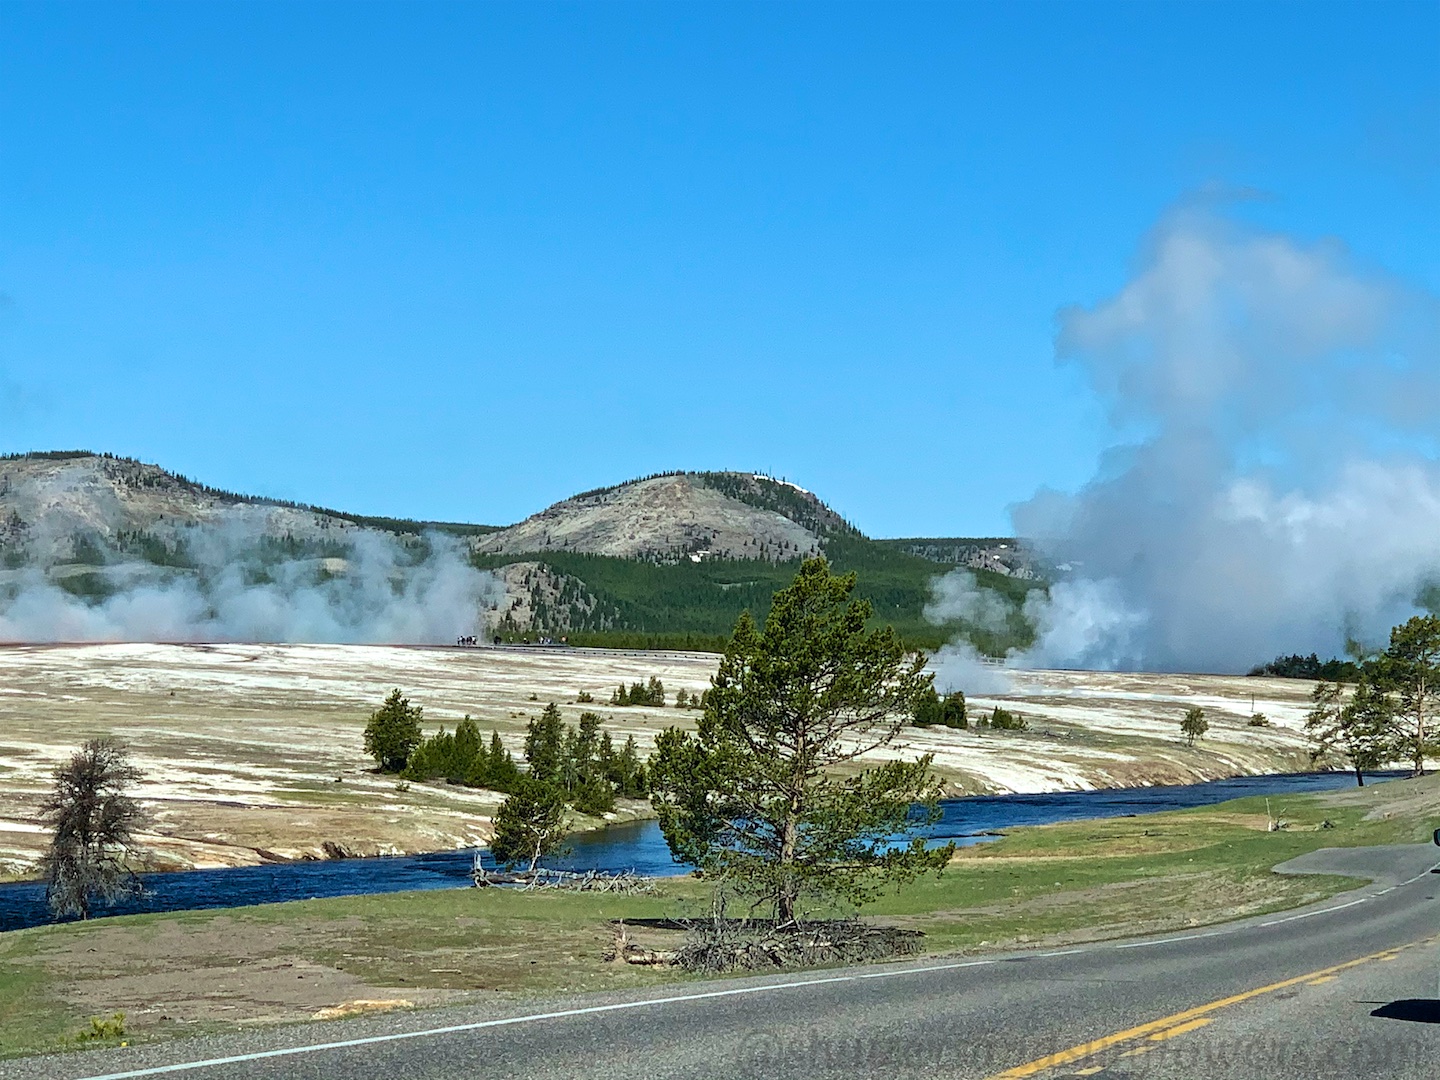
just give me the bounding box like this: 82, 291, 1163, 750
596, 730, 616, 777
559, 725, 581, 793
363, 689, 424, 773
524, 703, 567, 784
401, 727, 451, 781
575, 712, 603, 775
987, 705, 1026, 731
911, 685, 942, 726
490, 779, 568, 871
912, 687, 967, 728
1180, 707, 1208, 746
1334, 679, 1394, 785
648, 557, 952, 924
453, 717, 483, 777
1378, 615, 1440, 776
939, 691, 967, 729
476, 731, 520, 792
571, 775, 616, 816
605, 734, 648, 798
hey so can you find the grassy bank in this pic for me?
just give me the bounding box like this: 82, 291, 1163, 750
3, 772, 1436, 1060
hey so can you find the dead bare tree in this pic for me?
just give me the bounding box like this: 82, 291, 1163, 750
39, 738, 147, 920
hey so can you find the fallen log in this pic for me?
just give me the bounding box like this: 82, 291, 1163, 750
621, 946, 679, 966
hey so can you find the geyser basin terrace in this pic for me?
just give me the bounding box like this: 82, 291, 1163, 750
0, 642, 1323, 878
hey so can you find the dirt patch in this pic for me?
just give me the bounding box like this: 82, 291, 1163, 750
24, 915, 456, 1030
61, 957, 442, 1027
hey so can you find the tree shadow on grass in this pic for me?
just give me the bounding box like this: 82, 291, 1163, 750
1370, 999, 1440, 1024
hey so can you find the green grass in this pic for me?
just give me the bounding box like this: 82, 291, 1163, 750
0, 933, 92, 1056
4, 775, 1431, 1060
864, 779, 1436, 951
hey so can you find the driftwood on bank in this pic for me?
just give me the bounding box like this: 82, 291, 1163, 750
472, 866, 657, 894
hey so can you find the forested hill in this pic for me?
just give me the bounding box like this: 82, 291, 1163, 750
472, 472, 1044, 653
0, 453, 1043, 653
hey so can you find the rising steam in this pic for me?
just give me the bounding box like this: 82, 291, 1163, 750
986, 202, 1440, 673
0, 525, 502, 645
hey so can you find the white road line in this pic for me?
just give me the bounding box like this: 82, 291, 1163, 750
1109, 862, 1439, 942
1259, 897, 1369, 927
1257, 865, 1438, 928
69, 861, 1440, 1080
857, 959, 995, 979
69, 959, 997, 1080
1115, 930, 1223, 950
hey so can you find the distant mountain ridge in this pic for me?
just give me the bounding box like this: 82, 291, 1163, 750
0, 451, 1043, 652
0, 450, 495, 554
877, 536, 1041, 580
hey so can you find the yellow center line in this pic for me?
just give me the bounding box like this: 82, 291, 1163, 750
984, 935, 1436, 1079
1305, 975, 1338, 985
1148, 1016, 1213, 1041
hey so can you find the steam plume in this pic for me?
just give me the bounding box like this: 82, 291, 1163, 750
1007, 203, 1440, 672
0, 526, 501, 645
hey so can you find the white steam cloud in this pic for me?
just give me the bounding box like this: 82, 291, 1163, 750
923, 570, 1020, 694
0, 527, 502, 645
1006, 202, 1440, 672
924, 569, 1012, 634
929, 640, 1016, 696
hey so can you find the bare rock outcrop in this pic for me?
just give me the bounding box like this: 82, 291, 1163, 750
473, 472, 838, 562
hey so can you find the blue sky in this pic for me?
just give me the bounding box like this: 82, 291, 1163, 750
0, 1, 1435, 537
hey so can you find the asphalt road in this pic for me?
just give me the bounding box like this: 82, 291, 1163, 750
7, 844, 1440, 1080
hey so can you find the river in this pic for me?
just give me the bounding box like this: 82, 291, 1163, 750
0, 770, 1397, 932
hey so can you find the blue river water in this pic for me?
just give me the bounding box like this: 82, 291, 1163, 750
0, 770, 1398, 932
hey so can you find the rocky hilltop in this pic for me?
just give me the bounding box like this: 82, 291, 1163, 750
474, 471, 852, 562
0, 452, 371, 563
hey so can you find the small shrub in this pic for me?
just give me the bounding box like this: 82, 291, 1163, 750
913, 687, 967, 728
1248, 713, 1270, 727
676, 921, 924, 973
987, 706, 1026, 731
79, 1013, 126, 1040
609, 677, 665, 707
577, 691, 594, 704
